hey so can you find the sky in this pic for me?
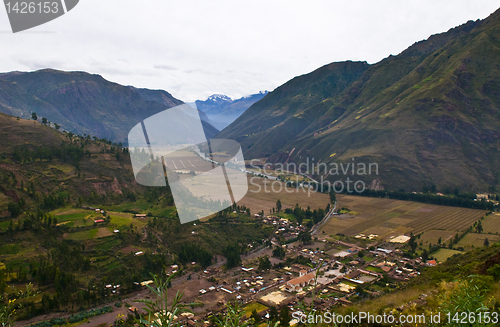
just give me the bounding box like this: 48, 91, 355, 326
0, 0, 499, 102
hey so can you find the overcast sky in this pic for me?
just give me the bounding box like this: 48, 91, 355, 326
0, 0, 499, 102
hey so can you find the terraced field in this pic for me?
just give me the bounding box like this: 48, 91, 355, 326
321, 195, 487, 239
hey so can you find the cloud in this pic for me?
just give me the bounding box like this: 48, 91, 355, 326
0, 0, 499, 102
154, 64, 178, 71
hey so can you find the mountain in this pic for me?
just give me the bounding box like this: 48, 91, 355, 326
219, 8, 500, 192
196, 92, 268, 130
0, 111, 149, 214
0, 69, 219, 144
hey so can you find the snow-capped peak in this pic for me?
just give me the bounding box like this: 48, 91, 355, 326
207, 94, 232, 102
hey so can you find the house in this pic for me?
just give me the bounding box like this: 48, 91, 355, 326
94, 219, 104, 223
426, 260, 437, 267
376, 248, 393, 255
135, 214, 147, 218
284, 272, 316, 292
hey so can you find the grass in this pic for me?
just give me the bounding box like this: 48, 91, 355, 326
109, 212, 147, 229
243, 302, 268, 318
419, 230, 456, 246
0, 244, 20, 255
481, 214, 500, 234
455, 233, 500, 250
64, 228, 113, 241
366, 266, 384, 273
0, 220, 11, 232
433, 248, 464, 262
276, 212, 297, 222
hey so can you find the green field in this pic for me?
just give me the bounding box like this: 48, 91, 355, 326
64, 227, 112, 241
419, 230, 456, 246
108, 212, 147, 230
243, 302, 268, 318
481, 214, 500, 234
433, 248, 464, 263
456, 233, 500, 250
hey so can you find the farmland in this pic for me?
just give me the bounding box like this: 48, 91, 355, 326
418, 230, 457, 246
236, 176, 330, 214
56, 208, 148, 241
455, 233, 500, 250
320, 195, 487, 239
63, 227, 113, 241
433, 248, 464, 262
481, 214, 500, 234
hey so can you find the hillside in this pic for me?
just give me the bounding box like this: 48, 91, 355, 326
0, 112, 149, 216
0, 69, 219, 144
196, 92, 268, 130
219, 8, 500, 192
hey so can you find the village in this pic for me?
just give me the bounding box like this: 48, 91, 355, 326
122, 212, 434, 326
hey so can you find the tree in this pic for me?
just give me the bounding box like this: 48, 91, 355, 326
279, 306, 291, 327
276, 199, 282, 212
484, 238, 490, 247
251, 309, 261, 325
298, 231, 311, 245
269, 306, 279, 324
32, 112, 37, 121
476, 221, 483, 233
408, 233, 418, 253
7, 203, 21, 218
42, 117, 48, 125
355, 284, 365, 297
224, 244, 242, 269
272, 246, 286, 259
487, 264, 500, 281
258, 255, 271, 272
329, 191, 336, 203
422, 249, 429, 261
54, 123, 60, 130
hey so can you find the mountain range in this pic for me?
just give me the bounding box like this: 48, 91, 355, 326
195, 92, 268, 130
0, 69, 219, 144
219, 8, 500, 192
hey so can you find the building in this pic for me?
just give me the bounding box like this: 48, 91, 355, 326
284, 272, 316, 292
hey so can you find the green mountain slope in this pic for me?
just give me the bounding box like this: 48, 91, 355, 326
0, 69, 218, 143
219, 8, 500, 192
0, 112, 148, 215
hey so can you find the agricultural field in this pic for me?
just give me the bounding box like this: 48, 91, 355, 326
237, 176, 330, 214
63, 227, 113, 241
54, 209, 101, 227
481, 214, 500, 234
433, 248, 464, 263
57, 208, 148, 241
418, 230, 457, 246
455, 233, 500, 250
320, 195, 487, 239
243, 302, 268, 318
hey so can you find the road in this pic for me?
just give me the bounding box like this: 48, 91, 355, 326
311, 201, 337, 235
